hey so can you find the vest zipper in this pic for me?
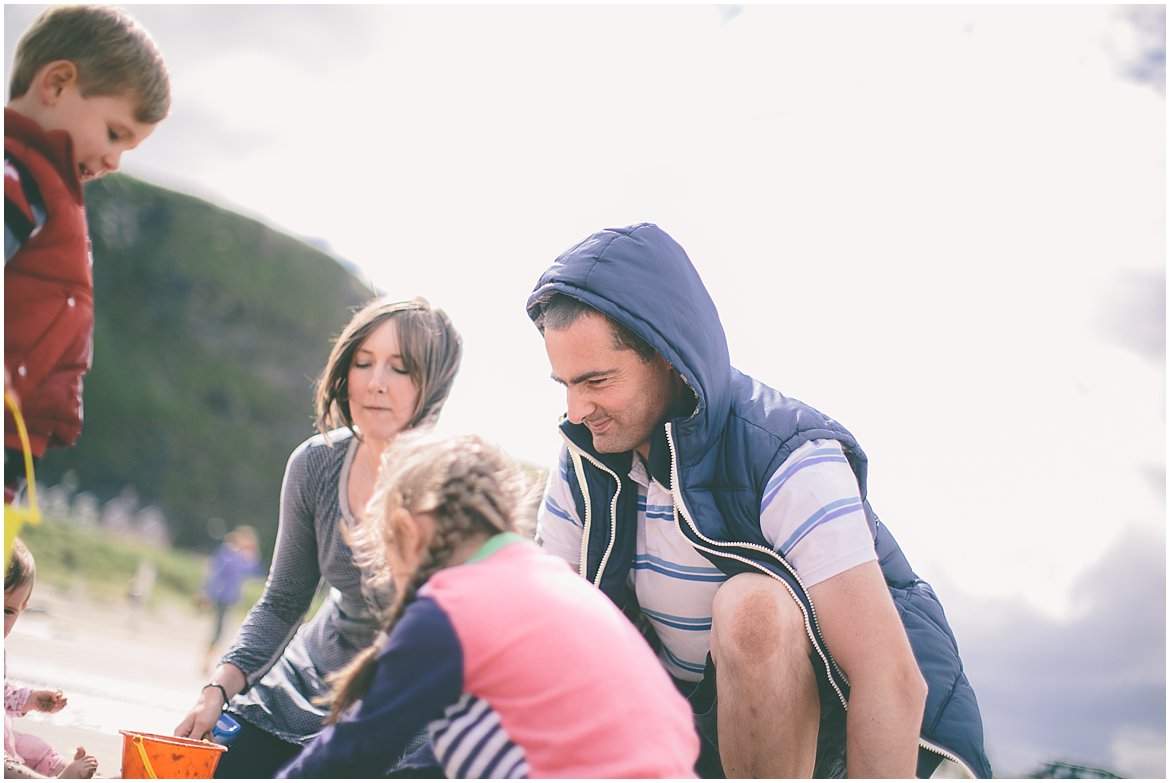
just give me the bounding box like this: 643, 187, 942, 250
662, 423, 848, 709
918, 738, 977, 778
562, 431, 621, 586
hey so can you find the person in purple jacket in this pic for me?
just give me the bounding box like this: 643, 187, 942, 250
278, 431, 699, 779
197, 526, 262, 675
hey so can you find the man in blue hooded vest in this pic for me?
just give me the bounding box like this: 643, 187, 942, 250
526, 223, 990, 778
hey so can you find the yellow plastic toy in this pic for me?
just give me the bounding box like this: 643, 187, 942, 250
4, 390, 41, 566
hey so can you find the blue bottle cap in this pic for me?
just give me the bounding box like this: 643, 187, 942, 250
212, 713, 240, 742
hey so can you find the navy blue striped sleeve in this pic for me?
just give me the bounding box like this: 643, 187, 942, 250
277, 595, 463, 778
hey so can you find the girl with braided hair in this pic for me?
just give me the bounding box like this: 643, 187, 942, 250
278, 432, 700, 779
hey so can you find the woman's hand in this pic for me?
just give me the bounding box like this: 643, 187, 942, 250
174, 664, 245, 740
174, 687, 224, 741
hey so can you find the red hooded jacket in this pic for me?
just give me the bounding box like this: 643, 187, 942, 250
4, 107, 94, 458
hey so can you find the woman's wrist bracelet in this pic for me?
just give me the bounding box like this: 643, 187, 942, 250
203, 682, 229, 707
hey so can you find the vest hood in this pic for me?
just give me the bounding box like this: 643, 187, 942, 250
527, 223, 730, 467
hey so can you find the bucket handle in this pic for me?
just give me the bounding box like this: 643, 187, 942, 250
4, 390, 41, 566
130, 734, 159, 779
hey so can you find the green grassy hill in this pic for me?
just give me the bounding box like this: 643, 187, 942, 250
36, 174, 374, 554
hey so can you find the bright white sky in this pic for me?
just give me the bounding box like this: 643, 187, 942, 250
4, 2, 1162, 616
4, 4, 1166, 772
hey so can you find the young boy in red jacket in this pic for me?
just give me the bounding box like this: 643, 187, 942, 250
5, 5, 170, 502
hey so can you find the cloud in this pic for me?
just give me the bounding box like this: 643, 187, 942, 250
940, 525, 1166, 777
1096, 269, 1166, 363
1105, 5, 1167, 94
717, 5, 743, 25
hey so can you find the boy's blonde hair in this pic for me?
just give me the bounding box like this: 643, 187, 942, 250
326, 432, 537, 722
9, 4, 170, 124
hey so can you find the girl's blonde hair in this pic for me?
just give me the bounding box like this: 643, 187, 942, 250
325, 431, 537, 723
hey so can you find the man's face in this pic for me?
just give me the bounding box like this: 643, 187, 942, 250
545, 312, 679, 460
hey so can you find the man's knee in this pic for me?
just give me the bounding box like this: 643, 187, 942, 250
711, 573, 810, 667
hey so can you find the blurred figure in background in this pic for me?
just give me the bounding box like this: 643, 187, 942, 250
198, 525, 262, 675
124, 557, 156, 631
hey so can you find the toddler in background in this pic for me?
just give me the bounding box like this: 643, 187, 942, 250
4, 538, 97, 778
278, 432, 699, 778
197, 525, 262, 674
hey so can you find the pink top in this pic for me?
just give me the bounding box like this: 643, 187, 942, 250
430, 536, 699, 778
280, 535, 699, 779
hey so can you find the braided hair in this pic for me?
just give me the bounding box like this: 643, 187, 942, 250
325, 431, 537, 723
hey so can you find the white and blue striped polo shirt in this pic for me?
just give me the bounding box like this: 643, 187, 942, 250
537, 438, 877, 682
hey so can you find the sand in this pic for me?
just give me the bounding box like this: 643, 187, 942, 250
5, 582, 240, 778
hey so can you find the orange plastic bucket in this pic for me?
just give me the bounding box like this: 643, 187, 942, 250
119, 730, 227, 779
